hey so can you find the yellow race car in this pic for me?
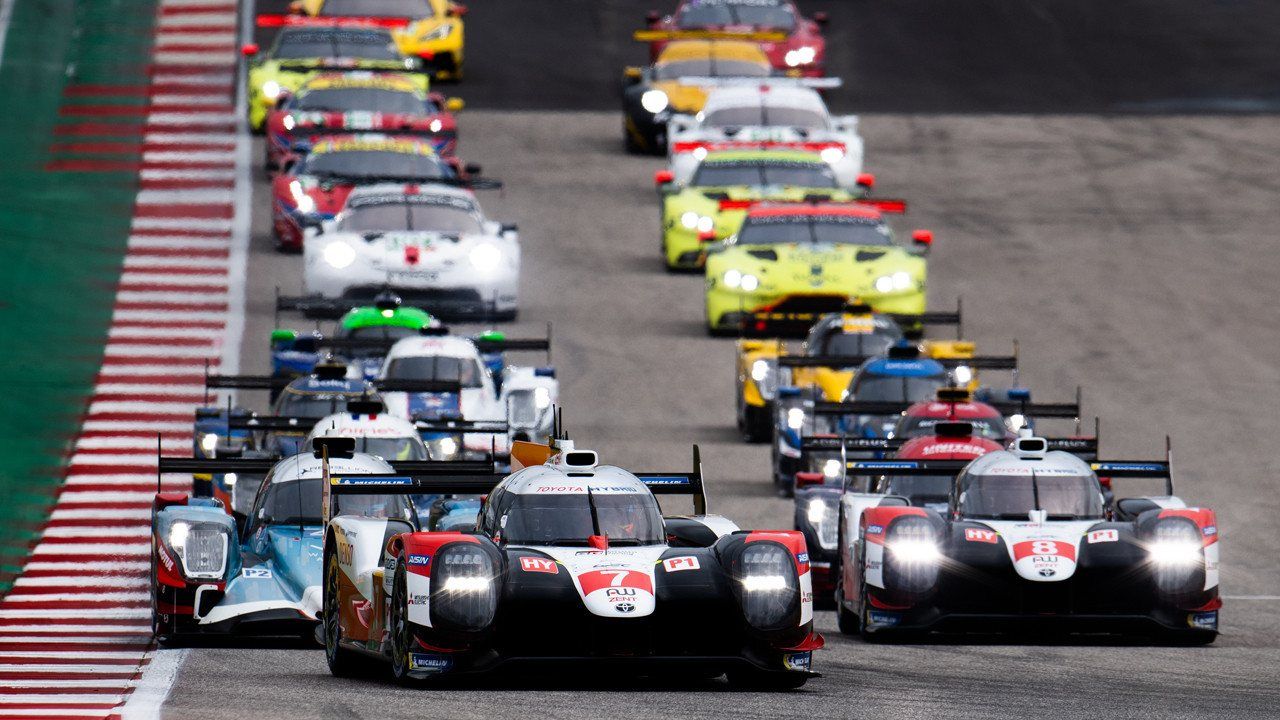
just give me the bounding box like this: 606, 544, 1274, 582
621, 39, 772, 154
276, 0, 466, 80
733, 304, 974, 442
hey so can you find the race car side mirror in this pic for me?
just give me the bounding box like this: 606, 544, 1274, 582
623, 66, 643, 83
241, 43, 259, 57
287, 0, 304, 14
448, 3, 468, 17
499, 223, 518, 236
445, 97, 465, 112
464, 162, 483, 175
646, 10, 660, 24
698, 229, 717, 243
856, 172, 875, 190
912, 229, 934, 254
654, 169, 675, 187
813, 11, 830, 24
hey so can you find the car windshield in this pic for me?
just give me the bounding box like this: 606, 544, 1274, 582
293, 88, 423, 114
959, 472, 1104, 519
704, 106, 825, 129
819, 331, 896, 358
355, 436, 429, 461
276, 391, 360, 418
676, 0, 795, 30
501, 492, 665, 546
274, 30, 400, 60
737, 216, 892, 246
302, 150, 451, 182
320, 0, 433, 18
339, 198, 482, 234
852, 374, 946, 404
693, 161, 837, 188
884, 476, 953, 508
385, 355, 483, 388
653, 58, 770, 80
896, 414, 1008, 441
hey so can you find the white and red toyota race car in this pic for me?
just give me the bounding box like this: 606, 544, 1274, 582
834, 433, 1221, 642
319, 437, 823, 686
664, 83, 863, 191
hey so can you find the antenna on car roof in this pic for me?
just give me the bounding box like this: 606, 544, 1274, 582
1075, 386, 1083, 435
203, 359, 211, 405
955, 297, 964, 340
1165, 435, 1174, 496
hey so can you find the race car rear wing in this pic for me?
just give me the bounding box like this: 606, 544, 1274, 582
799, 434, 1098, 456
414, 418, 509, 435
632, 29, 788, 43
715, 196, 906, 215
202, 368, 463, 397
675, 76, 843, 90
739, 301, 963, 340
633, 445, 708, 515
308, 326, 553, 359
256, 14, 411, 29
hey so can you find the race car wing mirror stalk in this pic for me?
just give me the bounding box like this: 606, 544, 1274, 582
654, 169, 675, 187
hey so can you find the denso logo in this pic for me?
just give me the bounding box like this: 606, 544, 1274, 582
519, 557, 557, 574
965, 528, 998, 544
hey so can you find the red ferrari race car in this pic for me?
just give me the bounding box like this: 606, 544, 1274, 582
264, 72, 463, 172
637, 0, 829, 78
270, 134, 481, 251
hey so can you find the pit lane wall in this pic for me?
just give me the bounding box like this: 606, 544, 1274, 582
0, 0, 246, 713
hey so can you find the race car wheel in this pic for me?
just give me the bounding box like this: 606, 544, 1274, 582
323, 551, 361, 677
726, 667, 809, 690
740, 403, 771, 443
388, 560, 415, 684
150, 539, 166, 642
836, 585, 861, 635
624, 128, 644, 155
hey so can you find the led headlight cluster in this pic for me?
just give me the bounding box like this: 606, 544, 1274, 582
733, 541, 799, 631
167, 521, 230, 580
873, 271, 913, 294
750, 358, 778, 400
641, 89, 669, 114
723, 269, 759, 292
430, 544, 498, 631
680, 211, 714, 234
784, 46, 817, 67
883, 517, 940, 594
1149, 519, 1203, 597
806, 498, 839, 549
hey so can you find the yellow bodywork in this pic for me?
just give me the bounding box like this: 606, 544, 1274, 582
649, 40, 770, 114
296, 0, 466, 80
736, 322, 980, 410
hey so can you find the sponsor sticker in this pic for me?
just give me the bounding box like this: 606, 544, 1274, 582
614, 603, 636, 614
783, 652, 812, 672
519, 557, 558, 574
1189, 611, 1218, 631
867, 611, 900, 627
965, 528, 998, 544
1087, 529, 1119, 544
866, 524, 884, 535
663, 556, 701, 572
796, 552, 809, 564
409, 593, 429, 606
242, 567, 273, 579
1203, 525, 1217, 537
409, 653, 454, 673
407, 554, 431, 567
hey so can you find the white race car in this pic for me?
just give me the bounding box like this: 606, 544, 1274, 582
303, 183, 521, 321
665, 84, 863, 190
377, 335, 558, 458
304, 407, 430, 462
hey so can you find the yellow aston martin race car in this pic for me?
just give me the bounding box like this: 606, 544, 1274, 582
703, 202, 933, 335
242, 26, 426, 132
268, 0, 466, 80
731, 304, 975, 441
621, 39, 772, 153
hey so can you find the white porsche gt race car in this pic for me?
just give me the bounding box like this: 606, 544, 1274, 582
377, 334, 559, 459
665, 83, 863, 191
303, 183, 521, 321
320, 438, 823, 686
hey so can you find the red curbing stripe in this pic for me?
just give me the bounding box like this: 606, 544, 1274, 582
111, 302, 229, 313
47, 159, 143, 172
51, 142, 143, 154
139, 178, 235, 190
76, 429, 193, 439
128, 227, 229, 238
0, 686, 141, 695
64, 84, 151, 97
57, 484, 190, 494
0, 671, 142, 681
114, 282, 230, 294
54, 123, 146, 137
118, 265, 229, 276
5, 585, 144, 595
159, 4, 236, 14
131, 205, 233, 220
45, 518, 151, 528
60, 106, 151, 118
87, 394, 207, 404
89, 372, 207, 384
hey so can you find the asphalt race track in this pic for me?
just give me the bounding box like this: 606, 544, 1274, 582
162, 2, 1280, 718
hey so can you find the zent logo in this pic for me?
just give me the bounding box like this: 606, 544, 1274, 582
1087, 529, 1118, 544
965, 529, 998, 544
663, 556, 700, 572
519, 557, 558, 574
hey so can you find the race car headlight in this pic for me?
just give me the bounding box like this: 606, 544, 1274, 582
289, 180, 315, 214
426, 436, 460, 461
430, 543, 499, 632
739, 273, 759, 291
322, 241, 356, 269
200, 433, 219, 454
680, 211, 714, 233
167, 521, 229, 580
1149, 519, 1205, 597
723, 269, 742, 288
883, 517, 940, 594
786, 407, 806, 431
282, 115, 296, 131
822, 458, 842, 479
640, 89, 669, 115
692, 146, 708, 161
224, 472, 238, 488
732, 541, 800, 632
468, 243, 502, 272
418, 22, 453, 42
952, 365, 973, 385
874, 271, 913, 294
750, 359, 771, 383
819, 146, 844, 164
262, 80, 282, 100
429, 118, 443, 133
534, 386, 552, 410
1005, 413, 1026, 432
806, 498, 838, 549
785, 46, 817, 67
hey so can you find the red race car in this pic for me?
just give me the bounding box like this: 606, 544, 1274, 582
264, 72, 463, 172
638, 0, 829, 78
270, 134, 472, 251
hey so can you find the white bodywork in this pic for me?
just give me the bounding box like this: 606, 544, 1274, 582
666, 85, 863, 190
378, 335, 558, 455
303, 183, 520, 315
305, 411, 426, 457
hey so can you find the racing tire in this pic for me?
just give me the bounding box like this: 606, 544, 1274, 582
150, 540, 167, 642
740, 403, 771, 443
726, 668, 809, 690
836, 585, 861, 635
387, 560, 417, 685
624, 129, 644, 155
858, 579, 883, 643
323, 551, 362, 677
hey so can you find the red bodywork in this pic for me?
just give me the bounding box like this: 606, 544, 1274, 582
896, 433, 1003, 461
646, 1, 827, 77
264, 93, 459, 172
